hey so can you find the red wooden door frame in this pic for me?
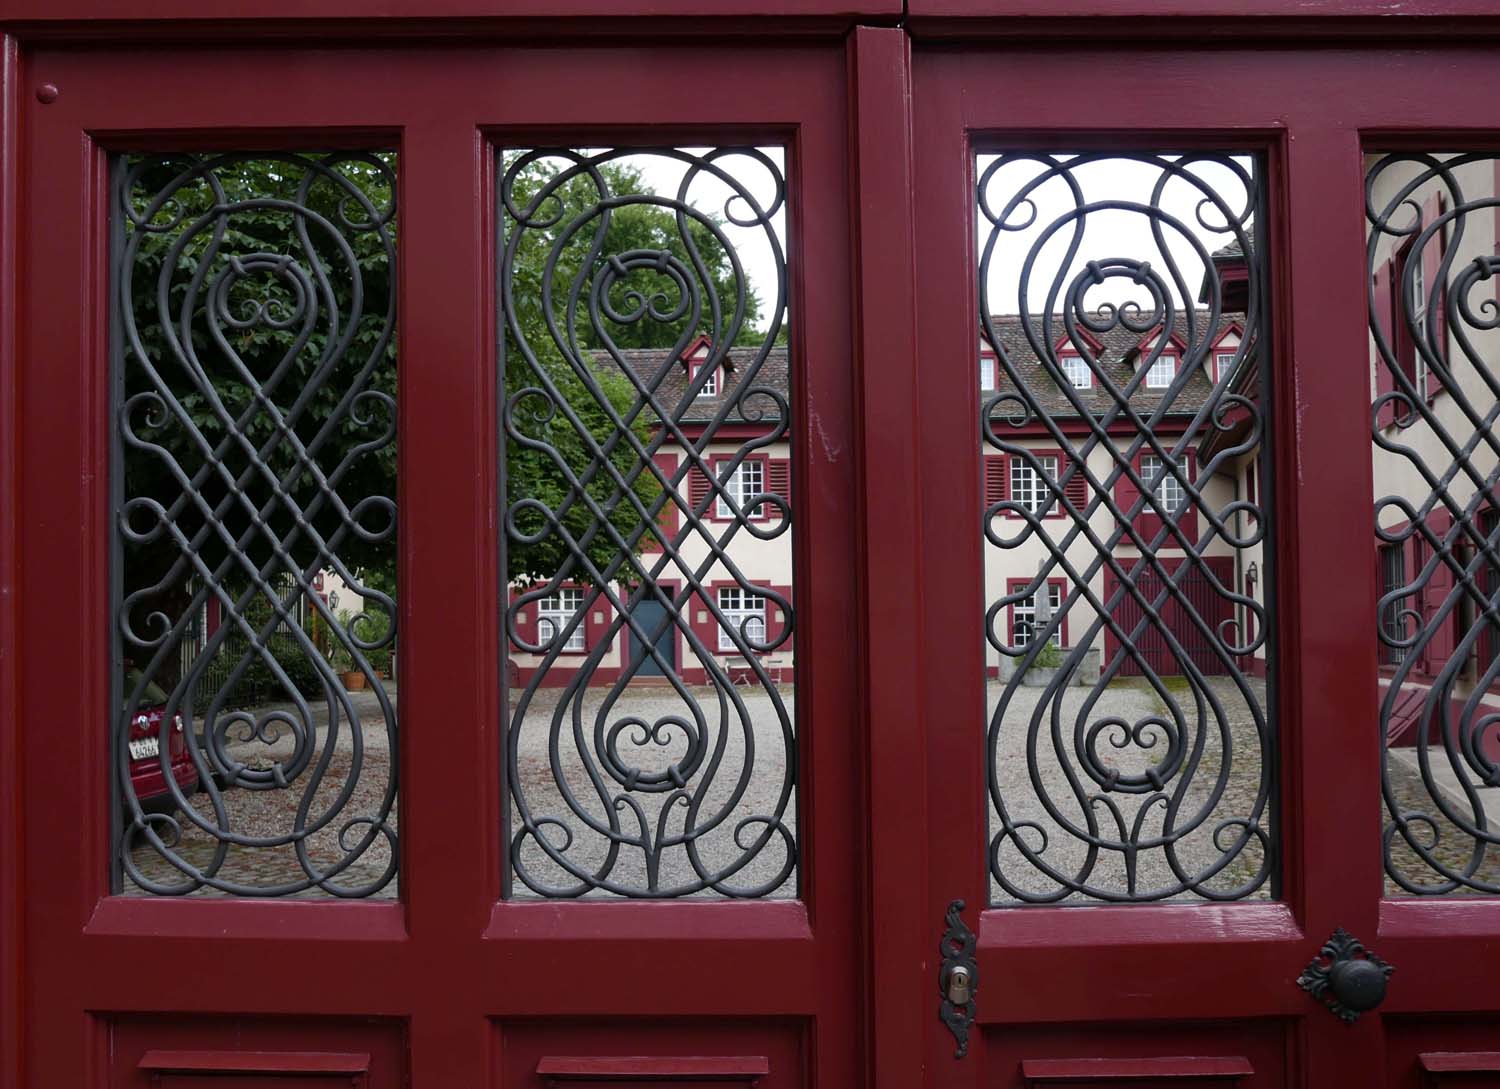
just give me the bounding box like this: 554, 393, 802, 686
4, 37, 865, 1089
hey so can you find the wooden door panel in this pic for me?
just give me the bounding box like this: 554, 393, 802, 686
109, 1018, 403, 1089
1386, 1020, 1500, 1088
498, 1020, 803, 1089
988, 1021, 1287, 1088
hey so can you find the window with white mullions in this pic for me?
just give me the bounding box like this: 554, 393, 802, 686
538, 588, 586, 652
1215, 352, 1237, 384
717, 459, 765, 519
1145, 354, 1176, 389
979, 348, 997, 391
1141, 453, 1185, 515
1380, 544, 1408, 666
1013, 584, 1064, 648
1059, 353, 1092, 389
717, 586, 767, 651
1009, 455, 1058, 517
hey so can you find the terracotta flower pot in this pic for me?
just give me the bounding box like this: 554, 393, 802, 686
340, 670, 367, 691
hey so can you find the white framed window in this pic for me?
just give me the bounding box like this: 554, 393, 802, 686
717, 586, 766, 651
1013, 583, 1064, 647
717, 459, 764, 519
538, 587, 586, 652
1145, 354, 1176, 389
1410, 255, 1429, 392
979, 352, 997, 392
1215, 351, 1236, 383
693, 358, 718, 397
1141, 453, 1185, 513
1009, 455, 1058, 517
1059, 353, 1091, 389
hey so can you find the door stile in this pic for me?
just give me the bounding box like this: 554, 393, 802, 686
912, 52, 990, 1089
19, 85, 115, 1087
0, 29, 21, 1089
395, 111, 494, 1089
847, 24, 928, 1089
1276, 119, 1387, 1087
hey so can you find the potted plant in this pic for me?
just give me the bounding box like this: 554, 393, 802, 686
332, 610, 366, 691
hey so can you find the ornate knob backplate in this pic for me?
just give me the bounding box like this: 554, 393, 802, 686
1297, 928, 1393, 1023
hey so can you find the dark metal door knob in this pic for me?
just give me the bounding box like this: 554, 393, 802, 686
1328, 956, 1389, 1014
1298, 928, 1394, 1023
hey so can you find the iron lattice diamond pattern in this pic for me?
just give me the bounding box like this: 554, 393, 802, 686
500, 148, 796, 898
113, 153, 398, 897
978, 152, 1276, 904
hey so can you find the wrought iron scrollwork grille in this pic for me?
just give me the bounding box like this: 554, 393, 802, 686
500, 147, 796, 899
112, 152, 399, 898
978, 152, 1277, 904
1369, 152, 1500, 895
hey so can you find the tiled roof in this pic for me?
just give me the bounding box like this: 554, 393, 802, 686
985, 309, 1244, 419
595, 344, 791, 424
589, 307, 1245, 427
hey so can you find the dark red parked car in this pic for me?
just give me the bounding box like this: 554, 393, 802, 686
124, 669, 199, 810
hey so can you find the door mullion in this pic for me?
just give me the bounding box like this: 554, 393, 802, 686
1277, 119, 1388, 1088
848, 25, 932, 1089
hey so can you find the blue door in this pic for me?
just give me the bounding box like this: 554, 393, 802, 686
629, 600, 676, 677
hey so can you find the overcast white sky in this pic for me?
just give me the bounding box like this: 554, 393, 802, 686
580, 149, 1253, 333
599, 147, 788, 339
977, 153, 1257, 317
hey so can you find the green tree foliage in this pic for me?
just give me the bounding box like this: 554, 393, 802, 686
121, 153, 397, 652
122, 152, 767, 620
502, 156, 770, 585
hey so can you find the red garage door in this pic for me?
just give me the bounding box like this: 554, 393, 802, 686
1107, 556, 1238, 677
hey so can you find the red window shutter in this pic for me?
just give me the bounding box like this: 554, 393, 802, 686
688, 460, 712, 513
768, 458, 791, 508
1113, 461, 1140, 537
1063, 458, 1088, 511
1373, 259, 1397, 430
1422, 192, 1447, 397
984, 455, 1008, 504
645, 452, 680, 551
766, 584, 792, 650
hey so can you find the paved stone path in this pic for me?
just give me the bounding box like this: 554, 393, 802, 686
988, 674, 1274, 903
124, 672, 1476, 903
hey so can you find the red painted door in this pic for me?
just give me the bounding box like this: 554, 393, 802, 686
900, 35, 1500, 1089
8, 39, 863, 1089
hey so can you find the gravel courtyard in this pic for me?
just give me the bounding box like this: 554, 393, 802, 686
124, 672, 1487, 902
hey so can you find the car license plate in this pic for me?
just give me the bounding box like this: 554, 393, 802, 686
129, 737, 159, 760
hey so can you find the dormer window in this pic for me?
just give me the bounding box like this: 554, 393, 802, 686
1059, 353, 1091, 390
979, 347, 997, 392
686, 340, 718, 398
1214, 351, 1236, 384
696, 361, 718, 397
1145, 354, 1176, 389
